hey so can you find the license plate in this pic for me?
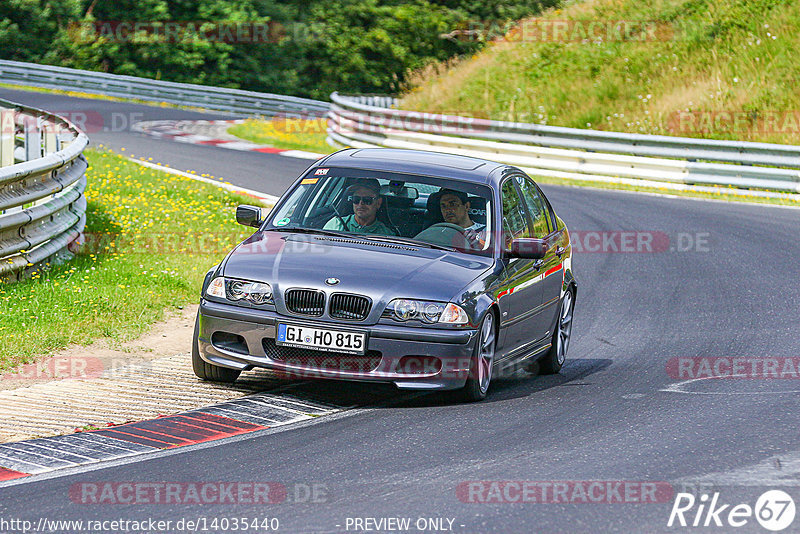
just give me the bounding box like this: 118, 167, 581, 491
276, 323, 367, 355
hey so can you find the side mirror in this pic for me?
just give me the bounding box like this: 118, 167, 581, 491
508, 238, 548, 259
236, 205, 263, 228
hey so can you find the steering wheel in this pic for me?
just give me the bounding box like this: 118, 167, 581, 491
414, 222, 471, 249
426, 222, 466, 233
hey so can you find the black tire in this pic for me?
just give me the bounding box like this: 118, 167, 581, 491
458, 311, 496, 402
536, 289, 575, 375
192, 313, 241, 383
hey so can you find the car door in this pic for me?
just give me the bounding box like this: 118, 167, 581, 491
513, 175, 564, 331
497, 178, 546, 358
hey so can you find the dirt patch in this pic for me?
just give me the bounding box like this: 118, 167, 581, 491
0, 305, 199, 391
0, 303, 288, 443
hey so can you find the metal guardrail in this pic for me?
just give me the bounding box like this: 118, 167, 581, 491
0, 98, 89, 282
328, 93, 800, 194
0, 60, 330, 118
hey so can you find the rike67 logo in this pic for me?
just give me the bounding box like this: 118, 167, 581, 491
668, 490, 796, 531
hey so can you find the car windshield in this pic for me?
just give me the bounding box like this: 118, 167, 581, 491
265, 168, 494, 256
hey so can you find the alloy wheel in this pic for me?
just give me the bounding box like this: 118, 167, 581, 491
477, 313, 496, 394
556, 291, 574, 365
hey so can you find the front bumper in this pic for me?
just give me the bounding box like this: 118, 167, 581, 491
197, 299, 479, 390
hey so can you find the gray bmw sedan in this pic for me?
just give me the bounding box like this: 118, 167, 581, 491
193, 148, 576, 401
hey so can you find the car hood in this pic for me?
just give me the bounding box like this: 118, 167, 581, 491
221, 231, 493, 308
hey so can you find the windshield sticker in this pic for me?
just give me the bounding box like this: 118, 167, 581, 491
275, 218, 291, 226
314, 168, 329, 175
301, 177, 319, 184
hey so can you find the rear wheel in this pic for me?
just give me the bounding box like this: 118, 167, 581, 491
536, 289, 574, 375
459, 311, 496, 402
192, 313, 241, 383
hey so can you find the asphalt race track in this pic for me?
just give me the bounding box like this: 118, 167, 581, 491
2, 88, 800, 533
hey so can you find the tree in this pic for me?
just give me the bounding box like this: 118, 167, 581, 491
2, 0, 554, 98
0, 0, 82, 62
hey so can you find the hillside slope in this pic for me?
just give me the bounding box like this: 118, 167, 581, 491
401, 0, 800, 145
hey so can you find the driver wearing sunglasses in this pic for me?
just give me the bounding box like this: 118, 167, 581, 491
324, 178, 396, 235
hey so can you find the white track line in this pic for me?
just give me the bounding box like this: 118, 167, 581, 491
127, 158, 279, 204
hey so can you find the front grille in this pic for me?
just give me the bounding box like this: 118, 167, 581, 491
329, 293, 371, 321
285, 288, 325, 316
263, 339, 382, 373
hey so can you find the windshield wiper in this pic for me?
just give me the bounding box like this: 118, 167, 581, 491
270, 227, 353, 238
361, 234, 457, 252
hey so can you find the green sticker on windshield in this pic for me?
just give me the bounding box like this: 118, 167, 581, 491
275, 218, 290, 227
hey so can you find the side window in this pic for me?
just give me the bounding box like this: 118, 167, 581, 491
320, 176, 346, 206
501, 180, 531, 248
302, 176, 344, 222
538, 184, 559, 232
514, 175, 552, 238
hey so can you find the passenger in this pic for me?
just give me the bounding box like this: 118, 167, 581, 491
324, 178, 396, 235
438, 189, 486, 248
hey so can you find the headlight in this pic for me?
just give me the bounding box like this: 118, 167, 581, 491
226, 280, 248, 301
382, 299, 468, 325
245, 282, 273, 304
205, 277, 273, 305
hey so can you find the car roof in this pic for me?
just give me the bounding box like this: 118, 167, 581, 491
318, 148, 511, 185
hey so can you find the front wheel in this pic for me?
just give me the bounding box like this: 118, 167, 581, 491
459, 311, 496, 402
537, 289, 575, 375
192, 314, 241, 383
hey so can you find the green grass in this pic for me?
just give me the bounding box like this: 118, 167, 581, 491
228, 118, 335, 154
0, 148, 266, 371
402, 0, 800, 145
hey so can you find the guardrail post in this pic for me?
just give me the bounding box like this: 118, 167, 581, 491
0, 107, 15, 167
24, 116, 42, 162
43, 122, 57, 154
